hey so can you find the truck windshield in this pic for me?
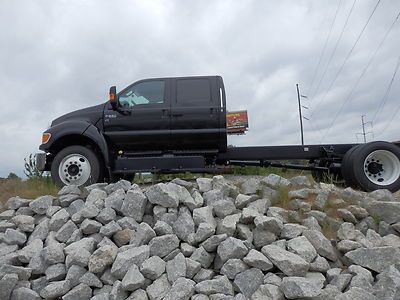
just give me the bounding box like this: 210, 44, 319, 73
119, 80, 165, 107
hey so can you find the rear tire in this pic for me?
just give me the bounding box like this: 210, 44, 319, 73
51, 145, 102, 187
341, 145, 361, 188
351, 141, 400, 192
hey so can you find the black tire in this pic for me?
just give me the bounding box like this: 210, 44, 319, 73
341, 145, 362, 188
51, 145, 102, 187
351, 141, 400, 192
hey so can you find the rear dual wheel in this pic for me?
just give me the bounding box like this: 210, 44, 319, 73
341, 141, 400, 192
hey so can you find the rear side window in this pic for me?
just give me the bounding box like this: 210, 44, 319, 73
177, 79, 211, 104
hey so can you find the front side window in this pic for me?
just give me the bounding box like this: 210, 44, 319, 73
119, 80, 165, 108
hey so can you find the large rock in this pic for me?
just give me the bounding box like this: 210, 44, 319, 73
280, 277, 323, 299
166, 253, 186, 283
243, 249, 273, 271
366, 201, 400, 224
220, 259, 249, 279
234, 268, 264, 298
146, 274, 171, 300
40, 280, 71, 299
195, 275, 234, 296
345, 246, 400, 273
88, 245, 118, 274
287, 236, 317, 263
261, 245, 309, 276
0, 273, 18, 300
29, 196, 53, 214
302, 230, 337, 261
121, 190, 147, 222
140, 256, 166, 280
163, 277, 195, 300
173, 209, 195, 242
149, 234, 179, 258
217, 237, 248, 263
146, 183, 192, 208
111, 245, 150, 279
121, 264, 145, 291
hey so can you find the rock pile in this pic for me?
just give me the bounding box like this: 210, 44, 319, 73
1, 174, 400, 299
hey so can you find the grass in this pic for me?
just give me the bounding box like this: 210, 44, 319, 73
231, 165, 310, 178
0, 177, 58, 209
271, 185, 291, 209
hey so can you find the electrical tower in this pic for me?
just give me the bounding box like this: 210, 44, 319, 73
296, 84, 309, 145
356, 115, 373, 143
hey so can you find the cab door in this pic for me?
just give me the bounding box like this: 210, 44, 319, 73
170, 77, 221, 150
103, 79, 171, 151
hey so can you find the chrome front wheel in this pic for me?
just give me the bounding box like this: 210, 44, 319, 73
58, 154, 92, 186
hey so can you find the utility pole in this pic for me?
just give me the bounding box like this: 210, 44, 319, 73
296, 84, 304, 145
356, 115, 373, 143
361, 115, 367, 143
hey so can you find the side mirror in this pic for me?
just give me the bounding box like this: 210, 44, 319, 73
109, 86, 118, 110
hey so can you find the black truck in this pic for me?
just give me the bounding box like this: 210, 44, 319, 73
37, 75, 400, 192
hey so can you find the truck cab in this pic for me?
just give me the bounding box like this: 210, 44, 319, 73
38, 75, 227, 186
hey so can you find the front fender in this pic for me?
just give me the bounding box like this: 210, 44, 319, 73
39, 120, 109, 166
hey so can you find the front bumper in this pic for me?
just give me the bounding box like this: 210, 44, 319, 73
36, 152, 47, 171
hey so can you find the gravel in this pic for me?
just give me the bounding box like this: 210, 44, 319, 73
1, 174, 400, 299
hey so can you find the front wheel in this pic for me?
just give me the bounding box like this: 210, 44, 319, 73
51, 145, 102, 187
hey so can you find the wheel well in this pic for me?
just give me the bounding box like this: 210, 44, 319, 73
48, 134, 108, 178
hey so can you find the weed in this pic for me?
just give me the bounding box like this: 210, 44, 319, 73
271, 185, 291, 209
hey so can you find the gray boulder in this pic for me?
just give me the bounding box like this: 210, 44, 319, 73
261, 245, 309, 276
243, 249, 273, 271
217, 237, 248, 263
166, 252, 186, 283
163, 277, 195, 300
345, 246, 400, 272
121, 189, 147, 222
302, 230, 337, 261
88, 245, 118, 274
111, 245, 150, 279
234, 268, 264, 298
146, 183, 191, 208
195, 275, 234, 296
121, 264, 145, 291
279, 277, 323, 299
366, 201, 400, 224
29, 196, 53, 214
40, 280, 71, 299
140, 256, 166, 280
149, 234, 179, 258
0, 273, 18, 300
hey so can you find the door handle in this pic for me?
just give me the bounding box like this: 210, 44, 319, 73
171, 113, 183, 117
162, 109, 169, 119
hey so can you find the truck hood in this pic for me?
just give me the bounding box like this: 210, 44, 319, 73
51, 103, 106, 127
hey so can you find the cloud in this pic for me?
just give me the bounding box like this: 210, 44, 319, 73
0, 0, 399, 177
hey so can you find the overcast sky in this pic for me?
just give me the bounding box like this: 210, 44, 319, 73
1, 0, 400, 177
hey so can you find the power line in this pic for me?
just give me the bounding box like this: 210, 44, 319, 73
309, 0, 357, 105
373, 55, 400, 123
306, 0, 342, 95
378, 56, 400, 136
381, 102, 400, 137
318, 8, 400, 141
319, 0, 382, 142
317, 0, 381, 123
